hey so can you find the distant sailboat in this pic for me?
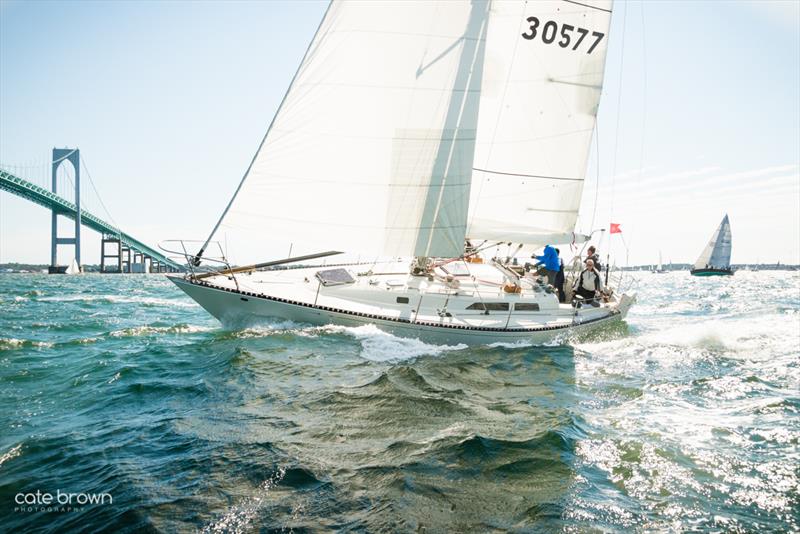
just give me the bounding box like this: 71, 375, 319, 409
690, 215, 733, 276
65, 258, 81, 275
652, 251, 666, 274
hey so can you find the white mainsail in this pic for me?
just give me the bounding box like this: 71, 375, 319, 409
211, 1, 491, 263
467, 0, 613, 247
694, 215, 732, 269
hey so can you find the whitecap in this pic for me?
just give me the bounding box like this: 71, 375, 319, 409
0, 443, 22, 467
109, 324, 213, 337
0, 338, 53, 350
339, 324, 467, 362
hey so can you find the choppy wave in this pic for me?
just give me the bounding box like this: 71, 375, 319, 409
338, 324, 468, 362
200, 466, 288, 534
38, 294, 197, 307
108, 323, 213, 338
0, 443, 22, 467
0, 337, 54, 350
216, 321, 468, 361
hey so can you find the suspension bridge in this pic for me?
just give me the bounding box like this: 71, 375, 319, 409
0, 148, 183, 273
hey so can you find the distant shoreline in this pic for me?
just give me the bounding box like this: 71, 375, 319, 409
0, 263, 107, 273
617, 263, 799, 272
2, 262, 798, 274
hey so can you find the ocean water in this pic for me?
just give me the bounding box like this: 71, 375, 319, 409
0, 271, 797, 533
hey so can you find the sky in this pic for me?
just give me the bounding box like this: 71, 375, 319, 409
1, 0, 798, 267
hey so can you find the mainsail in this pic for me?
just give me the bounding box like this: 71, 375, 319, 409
208, 0, 491, 263
467, 0, 613, 247
694, 215, 732, 269
201, 0, 614, 264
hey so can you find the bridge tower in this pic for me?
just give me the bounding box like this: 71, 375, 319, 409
50, 148, 81, 273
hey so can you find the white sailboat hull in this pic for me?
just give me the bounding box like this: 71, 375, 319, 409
169, 263, 634, 346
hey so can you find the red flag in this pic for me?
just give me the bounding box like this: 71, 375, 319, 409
610, 223, 622, 234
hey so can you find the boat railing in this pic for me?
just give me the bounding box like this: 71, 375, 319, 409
562, 259, 637, 301
158, 239, 239, 289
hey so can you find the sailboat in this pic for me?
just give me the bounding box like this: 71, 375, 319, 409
169, 0, 635, 345
652, 251, 666, 273
690, 215, 733, 276
65, 258, 81, 275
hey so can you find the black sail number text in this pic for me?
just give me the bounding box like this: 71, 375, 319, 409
521, 17, 604, 54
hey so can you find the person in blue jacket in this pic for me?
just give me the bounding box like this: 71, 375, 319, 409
533, 245, 560, 286
554, 248, 566, 303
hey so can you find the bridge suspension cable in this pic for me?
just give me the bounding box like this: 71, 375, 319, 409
81, 155, 121, 236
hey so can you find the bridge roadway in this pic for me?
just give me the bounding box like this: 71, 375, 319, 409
0, 168, 183, 271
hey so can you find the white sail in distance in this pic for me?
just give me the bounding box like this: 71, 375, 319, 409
694, 215, 732, 269
467, 0, 613, 247
210, 0, 491, 264
65, 258, 81, 275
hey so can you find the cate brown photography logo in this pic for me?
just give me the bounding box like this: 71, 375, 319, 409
13, 490, 113, 513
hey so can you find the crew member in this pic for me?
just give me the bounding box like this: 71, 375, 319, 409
573, 258, 603, 306
587, 245, 602, 272
533, 245, 559, 286
554, 248, 566, 303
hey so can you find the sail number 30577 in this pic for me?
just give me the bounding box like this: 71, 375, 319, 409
521, 17, 605, 54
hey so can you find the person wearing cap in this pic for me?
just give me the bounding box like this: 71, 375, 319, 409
573, 258, 603, 306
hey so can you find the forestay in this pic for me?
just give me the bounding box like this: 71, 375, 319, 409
694, 214, 732, 269
212, 0, 490, 263
467, 0, 613, 247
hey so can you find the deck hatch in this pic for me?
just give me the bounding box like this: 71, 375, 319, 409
315, 268, 355, 287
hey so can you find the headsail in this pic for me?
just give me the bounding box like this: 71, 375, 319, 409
207, 0, 490, 263
694, 215, 732, 269
467, 0, 613, 247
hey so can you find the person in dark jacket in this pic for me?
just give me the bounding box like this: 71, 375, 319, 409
586, 245, 602, 272
573, 258, 603, 306
533, 245, 559, 286
554, 248, 566, 303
